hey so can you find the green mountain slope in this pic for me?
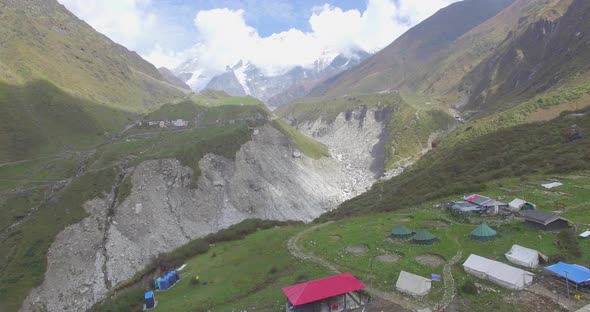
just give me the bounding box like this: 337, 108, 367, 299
308, 0, 515, 98
0, 0, 184, 112
0, 95, 258, 311
460, 0, 589, 115
0, 80, 133, 162
308, 0, 585, 121
320, 95, 590, 220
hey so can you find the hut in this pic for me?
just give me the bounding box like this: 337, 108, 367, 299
412, 229, 437, 245
470, 223, 497, 241
545, 262, 590, 291
282, 272, 366, 312
522, 210, 569, 231
391, 225, 414, 239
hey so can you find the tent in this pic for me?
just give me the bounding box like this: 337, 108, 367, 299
505, 245, 542, 268
144, 291, 155, 309
580, 231, 590, 238
545, 262, 590, 286
509, 198, 536, 211
391, 225, 414, 239
463, 254, 534, 290
156, 277, 170, 290
412, 229, 437, 245
470, 223, 497, 241
396, 271, 432, 296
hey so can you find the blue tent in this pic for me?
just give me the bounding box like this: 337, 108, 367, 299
167, 272, 175, 284
172, 270, 179, 282
545, 262, 590, 285
159, 277, 170, 290
144, 291, 155, 309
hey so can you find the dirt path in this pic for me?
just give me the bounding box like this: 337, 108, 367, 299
436, 243, 463, 311
287, 223, 424, 311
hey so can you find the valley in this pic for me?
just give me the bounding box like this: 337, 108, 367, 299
1, 0, 590, 311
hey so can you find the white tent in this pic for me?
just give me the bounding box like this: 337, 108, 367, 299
463, 254, 534, 290
508, 198, 536, 211
509, 198, 526, 211
396, 271, 432, 296
505, 245, 540, 268
580, 231, 590, 238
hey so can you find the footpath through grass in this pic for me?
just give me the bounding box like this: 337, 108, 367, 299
95, 172, 590, 311
301, 173, 590, 310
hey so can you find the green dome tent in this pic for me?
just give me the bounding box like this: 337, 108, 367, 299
470, 223, 497, 241
391, 225, 414, 239
412, 229, 437, 245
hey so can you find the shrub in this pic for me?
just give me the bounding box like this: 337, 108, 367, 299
461, 280, 478, 295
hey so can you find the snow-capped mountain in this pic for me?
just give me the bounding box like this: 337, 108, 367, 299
174, 49, 371, 107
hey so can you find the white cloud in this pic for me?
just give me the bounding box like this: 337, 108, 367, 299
57, 0, 160, 52
58, 0, 459, 77
180, 0, 459, 79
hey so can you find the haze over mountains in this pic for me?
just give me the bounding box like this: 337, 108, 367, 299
1, 0, 590, 311
175, 48, 371, 107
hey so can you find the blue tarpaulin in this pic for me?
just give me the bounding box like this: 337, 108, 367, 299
144, 291, 155, 309
545, 262, 590, 284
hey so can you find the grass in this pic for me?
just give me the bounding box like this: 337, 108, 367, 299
275, 93, 404, 124
271, 119, 330, 159
93, 171, 590, 311
90, 225, 329, 312
276, 92, 456, 169
385, 102, 456, 169
0, 1, 183, 112
323, 105, 590, 220
0, 80, 135, 162
0, 167, 119, 312
0, 106, 265, 311
91, 124, 253, 186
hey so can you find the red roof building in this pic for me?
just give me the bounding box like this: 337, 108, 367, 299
282, 272, 366, 311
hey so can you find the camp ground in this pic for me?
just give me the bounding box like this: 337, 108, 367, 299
112, 173, 590, 311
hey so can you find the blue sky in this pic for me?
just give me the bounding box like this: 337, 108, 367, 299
58, 0, 458, 73
152, 1, 364, 35
147, 0, 368, 51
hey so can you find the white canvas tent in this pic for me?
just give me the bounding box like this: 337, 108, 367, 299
509, 198, 526, 211
505, 245, 541, 268
463, 254, 534, 290
396, 271, 432, 296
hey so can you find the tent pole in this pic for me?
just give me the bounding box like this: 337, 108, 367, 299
565, 271, 570, 299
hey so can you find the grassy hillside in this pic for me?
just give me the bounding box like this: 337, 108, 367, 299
0, 0, 183, 112
308, 0, 515, 98
322, 101, 590, 220
0, 80, 134, 162
271, 119, 330, 159
0, 90, 335, 310
277, 92, 456, 169
90, 171, 590, 311
460, 0, 589, 115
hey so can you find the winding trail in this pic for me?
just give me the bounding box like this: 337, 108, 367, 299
287, 222, 427, 311
435, 241, 463, 311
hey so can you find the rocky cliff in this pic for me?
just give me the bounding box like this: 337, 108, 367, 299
21, 124, 374, 312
